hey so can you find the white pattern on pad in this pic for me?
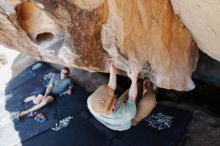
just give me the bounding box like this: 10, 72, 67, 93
32, 63, 42, 70
43, 73, 54, 81
144, 113, 174, 130
51, 116, 73, 131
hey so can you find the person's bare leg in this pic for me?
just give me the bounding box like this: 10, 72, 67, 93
132, 80, 157, 126
33, 94, 44, 104
142, 80, 151, 95
132, 94, 157, 125
18, 96, 54, 119
24, 95, 36, 103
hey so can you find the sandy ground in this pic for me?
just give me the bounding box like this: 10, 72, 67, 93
0, 45, 21, 145
0, 45, 19, 89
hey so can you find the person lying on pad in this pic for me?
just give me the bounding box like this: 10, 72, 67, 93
87, 60, 157, 131
17, 67, 74, 119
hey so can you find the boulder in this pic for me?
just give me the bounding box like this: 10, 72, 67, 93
171, 0, 220, 63
101, 0, 198, 91
0, 0, 200, 91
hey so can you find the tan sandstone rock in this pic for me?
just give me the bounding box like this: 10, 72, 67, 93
0, 0, 199, 91
101, 0, 198, 91
170, 0, 220, 63
15, 2, 62, 44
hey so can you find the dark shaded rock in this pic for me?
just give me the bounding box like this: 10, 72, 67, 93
193, 51, 220, 88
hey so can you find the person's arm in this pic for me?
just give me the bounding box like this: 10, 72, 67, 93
43, 84, 53, 98
66, 84, 74, 95
43, 73, 54, 98
127, 61, 138, 101
128, 78, 138, 101
108, 60, 117, 90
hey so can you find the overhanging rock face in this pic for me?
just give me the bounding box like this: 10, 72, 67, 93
0, 0, 200, 91
101, 0, 198, 91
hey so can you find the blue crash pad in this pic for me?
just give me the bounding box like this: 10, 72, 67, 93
1, 61, 192, 146
1, 62, 90, 145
